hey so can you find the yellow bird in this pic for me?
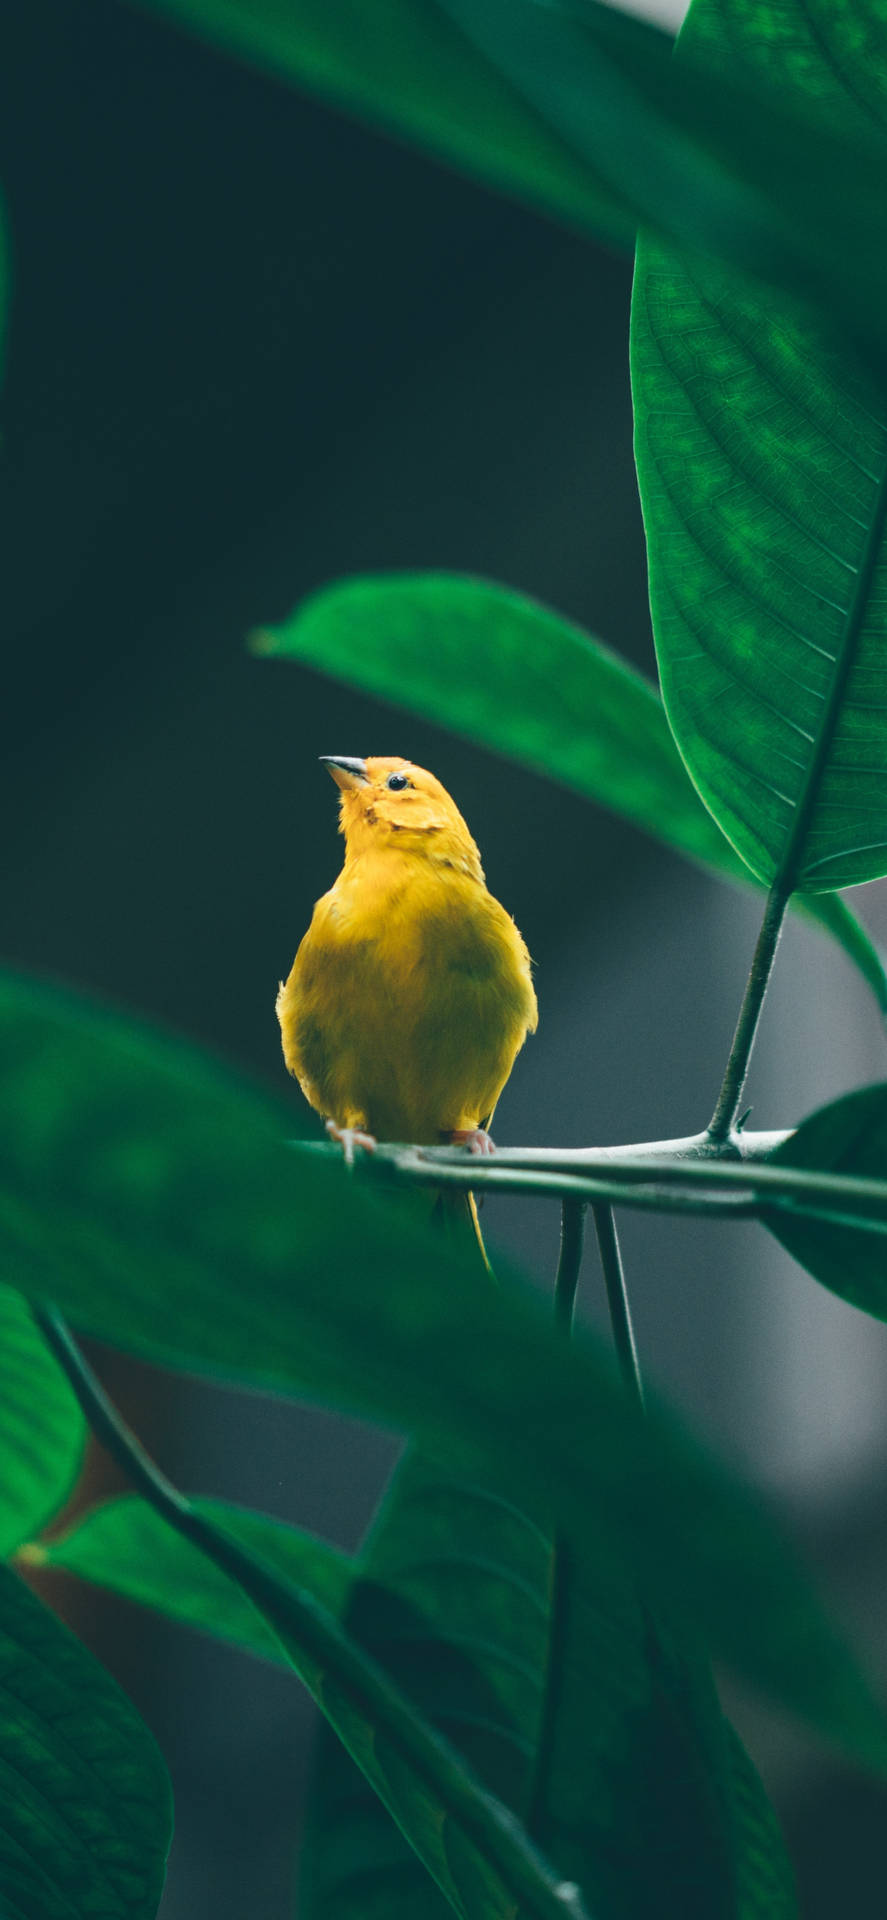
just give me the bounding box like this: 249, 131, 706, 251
277, 756, 537, 1236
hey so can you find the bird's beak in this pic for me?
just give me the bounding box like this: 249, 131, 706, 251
319, 755, 369, 792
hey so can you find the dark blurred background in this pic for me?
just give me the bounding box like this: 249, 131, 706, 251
3, 1, 887, 1913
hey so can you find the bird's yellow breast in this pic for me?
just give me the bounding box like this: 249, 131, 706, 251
277, 846, 537, 1144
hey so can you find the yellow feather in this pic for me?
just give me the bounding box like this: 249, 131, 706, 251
277, 757, 537, 1164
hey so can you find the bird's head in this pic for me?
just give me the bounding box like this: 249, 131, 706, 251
320, 756, 483, 878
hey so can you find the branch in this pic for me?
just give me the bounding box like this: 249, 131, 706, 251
287, 1136, 887, 1232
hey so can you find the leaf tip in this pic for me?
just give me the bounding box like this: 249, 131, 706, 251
247, 626, 278, 658
14, 1542, 48, 1568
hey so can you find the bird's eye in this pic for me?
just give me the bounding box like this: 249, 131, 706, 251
386, 772, 409, 790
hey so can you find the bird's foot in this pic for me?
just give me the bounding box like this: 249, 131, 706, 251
325, 1118, 377, 1168
448, 1127, 496, 1157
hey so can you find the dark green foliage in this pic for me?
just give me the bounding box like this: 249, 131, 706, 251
766, 1086, 887, 1317
632, 0, 887, 893
1, 968, 884, 1770
3, 0, 887, 1912
35, 1495, 351, 1662
0, 1285, 84, 1555
303, 1453, 796, 1920
0, 1564, 172, 1919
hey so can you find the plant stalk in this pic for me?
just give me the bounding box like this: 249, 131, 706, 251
592, 1204, 644, 1412
554, 1198, 586, 1332
526, 1201, 586, 1842
707, 881, 789, 1143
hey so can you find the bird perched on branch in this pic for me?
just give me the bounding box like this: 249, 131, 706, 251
277, 755, 537, 1252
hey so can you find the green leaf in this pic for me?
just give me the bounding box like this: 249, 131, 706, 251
129, 0, 633, 247
29, 1486, 587, 1920
631, 0, 887, 896
254, 571, 887, 1009
304, 1452, 797, 1920
0, 1562, 172, 1919
304, 1455, 552, 1920
1, 967, 885, 1771
128, 0, 887, 363
765, 1084, 887, 1319
37, 1467, 794, 1919
27, 1494, 350, 1663
435, 0, 887, 365
0, 1285, 84, 1555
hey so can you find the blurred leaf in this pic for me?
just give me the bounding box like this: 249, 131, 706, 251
632, 0, 887, 894
0, 1562, 171, 1919
436, 0, 887, 365
765, 1084, 887, 1318
29, 1489, 585, 1920
37, 1464, 794, 1918
254, 572, 887, 1009
127, 0, 887, 362
29, 1494, 349, 1663
1, 968, 886, 1769
0, 1285, 84, 1555
304, 1452, 796, 1920
304, 1454, 551, 1920
129, 0, 633, 246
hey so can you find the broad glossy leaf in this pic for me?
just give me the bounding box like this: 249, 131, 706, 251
254, 571, 887, 1008
1, 968, 885, 1770
631, 0, 887, 895
304, 1452, 796, 1920
0, 1284, 84, 1554
28, 1494, 349, 1663
765, 1084, 887, 1319
130, 0, 887, 361
0, 1562, 172, 1919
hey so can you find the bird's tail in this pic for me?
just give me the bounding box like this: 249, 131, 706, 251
431, 1188, 493, 1276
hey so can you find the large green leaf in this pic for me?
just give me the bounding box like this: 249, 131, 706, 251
0, 1286, 84, 1555
33, 1465, 794, 1918
0, 1562, 172, 1919
254, 571, 887, 1009
26, 1483, 586, 1920
304, 1452, 796, 1920
26, 1494, 350, 1663
127, 0, 887, 362
631, 0, 887, 895
764, 1084, 887, 1319
2, 969, 885, 1774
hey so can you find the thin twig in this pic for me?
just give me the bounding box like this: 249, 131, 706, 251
554, 1199, 586, 1332
591, 1205, 645, 1412
526, 1202, 586, 1841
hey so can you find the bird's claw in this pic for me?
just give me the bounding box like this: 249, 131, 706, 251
449, 1127, 496, 1157
325, 1119, 377, 1167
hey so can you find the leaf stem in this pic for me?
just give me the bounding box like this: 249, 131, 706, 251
707, 881, 789, 1143
526, 1202, 586, 1841
554, 1199, 586, 1332
591, 1204, 645, 1411
31, 1305, 591, 1920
